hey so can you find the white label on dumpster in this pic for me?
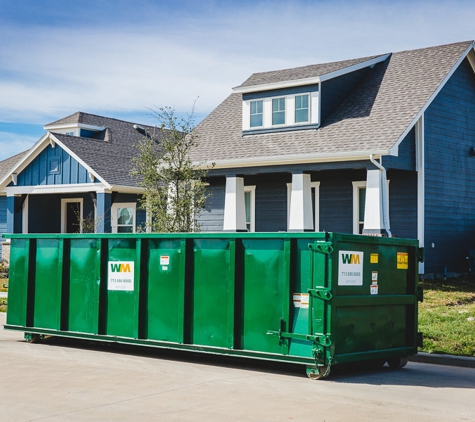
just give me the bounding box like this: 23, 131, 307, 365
293, 293, 309, 308
338, 251, 363, 286
108, 261, 134, 291
160, 256, 170, 266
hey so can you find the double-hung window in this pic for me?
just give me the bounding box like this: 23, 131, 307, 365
272, 97, 285, 125
295, 94, 309, 123
250, 100, 263, 127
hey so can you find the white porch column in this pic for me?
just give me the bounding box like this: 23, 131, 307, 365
223, 176, 247, 231
363, 166, 391, 236
288, 172, 313, 231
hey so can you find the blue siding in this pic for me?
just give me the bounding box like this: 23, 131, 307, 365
28, 193, 96, 233
243, 84, 319, 101
14, 144, 98, 187
387, 170, 417, 239
320, 66, 373, 124
200, 180, 226, 232
247, 174, 289, 232
424, 57, 475, 273
319, 170, 361, 233
383, 128, 416, 171
0, 196, 6, 260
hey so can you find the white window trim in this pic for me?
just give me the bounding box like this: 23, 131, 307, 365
244, 186, 256, 232
22, 195, 28, 233
242, 91, 319, 131
111, 202, 136, 234
352, 179, 390, 235
61, 198, 83, 234
352, 181, 366, 235
287, 181, 320, 231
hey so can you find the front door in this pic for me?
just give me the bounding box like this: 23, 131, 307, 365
61, 199, 83, 233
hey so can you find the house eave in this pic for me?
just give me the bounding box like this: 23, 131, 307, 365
195, 150, 391, 170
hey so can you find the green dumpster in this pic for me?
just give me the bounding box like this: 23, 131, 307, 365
3, 232, 422, 379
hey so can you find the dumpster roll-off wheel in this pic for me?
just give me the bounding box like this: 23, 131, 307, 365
306, 365, 330, 380
387, 356, 408, 369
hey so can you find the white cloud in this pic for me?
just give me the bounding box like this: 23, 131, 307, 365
0, 0, 474, 128
0, 131, 36, 161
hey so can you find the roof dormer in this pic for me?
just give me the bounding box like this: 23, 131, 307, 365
233, 53, 390, 136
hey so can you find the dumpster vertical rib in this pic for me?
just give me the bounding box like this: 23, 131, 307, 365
98, 238, 108, 335
138, 238, 149, 340
281, 239, 292, 355
233, 237, 243, 350
60, 238, 71, 332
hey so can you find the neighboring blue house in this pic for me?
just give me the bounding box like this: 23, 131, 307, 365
191, 41, 475, 274
0, 112, 156, 260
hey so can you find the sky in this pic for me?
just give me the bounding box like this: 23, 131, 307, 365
0, 0, 474, 161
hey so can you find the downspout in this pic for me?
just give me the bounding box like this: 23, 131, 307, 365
365, 154, 392, 237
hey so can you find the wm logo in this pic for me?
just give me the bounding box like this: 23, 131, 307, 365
341, 254, 361, 265
110, 263, 132, 273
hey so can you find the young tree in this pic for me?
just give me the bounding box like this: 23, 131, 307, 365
131, 106, 213, 232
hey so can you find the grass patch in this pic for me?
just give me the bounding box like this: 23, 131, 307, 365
0, 298, 6, 313
419, 277, 475, 357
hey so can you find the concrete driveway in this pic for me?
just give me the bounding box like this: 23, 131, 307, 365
1, 312, 474, 422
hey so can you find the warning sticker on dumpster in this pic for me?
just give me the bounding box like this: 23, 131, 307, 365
293, 293, 309, 308
160, 256, 170, 266
108, 261, 134, 291
338, 251, 363, 286
397, 252, 408, 270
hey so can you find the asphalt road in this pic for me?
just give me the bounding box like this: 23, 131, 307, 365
1, 312, 474, 422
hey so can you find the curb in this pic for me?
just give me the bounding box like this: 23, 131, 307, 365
409, 352, 475, 369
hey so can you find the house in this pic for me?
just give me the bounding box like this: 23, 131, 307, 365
191, 40, 475, 274
0, 112, 160, 261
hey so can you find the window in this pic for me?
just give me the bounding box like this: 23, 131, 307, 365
111, 203, 136, 233
242, 90, 318, 132
287, 182, 320, 231
295, 94, 309, 123
250, 100, 263, 127
272, 97, 285, 125
49, 157, 61, 174
244, 186, 256, 232
353, 180, 390, 234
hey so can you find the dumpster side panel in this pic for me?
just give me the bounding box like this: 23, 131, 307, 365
191, 239, 235, 348
241, 239, 290, 355
106, 239, 140, 338
68, 239, 101, 334
33, 239, 63, 330
145, 239, 185, 343
5, 239, 31, 327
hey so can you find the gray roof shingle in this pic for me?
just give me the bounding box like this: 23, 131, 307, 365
191, 41, 474, 165
0, 151, 29, 183
48, 112, 164, 187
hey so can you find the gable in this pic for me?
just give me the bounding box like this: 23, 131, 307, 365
9, 143, 97, 187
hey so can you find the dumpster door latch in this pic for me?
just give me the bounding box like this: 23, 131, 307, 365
308, 287, 332, 301
266, 330, 332, 347
308, 242, 334, 255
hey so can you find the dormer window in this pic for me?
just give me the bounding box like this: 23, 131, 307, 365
272, 98, 285, 125
241, 86, 319, 134
295, 94, 309, 123
250, 100, 263, 127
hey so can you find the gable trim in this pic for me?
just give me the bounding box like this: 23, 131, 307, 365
389, 42, 475, 156
0, 132, 111, 190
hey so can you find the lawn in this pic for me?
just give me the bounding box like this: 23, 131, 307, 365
419, 277, 475, 357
